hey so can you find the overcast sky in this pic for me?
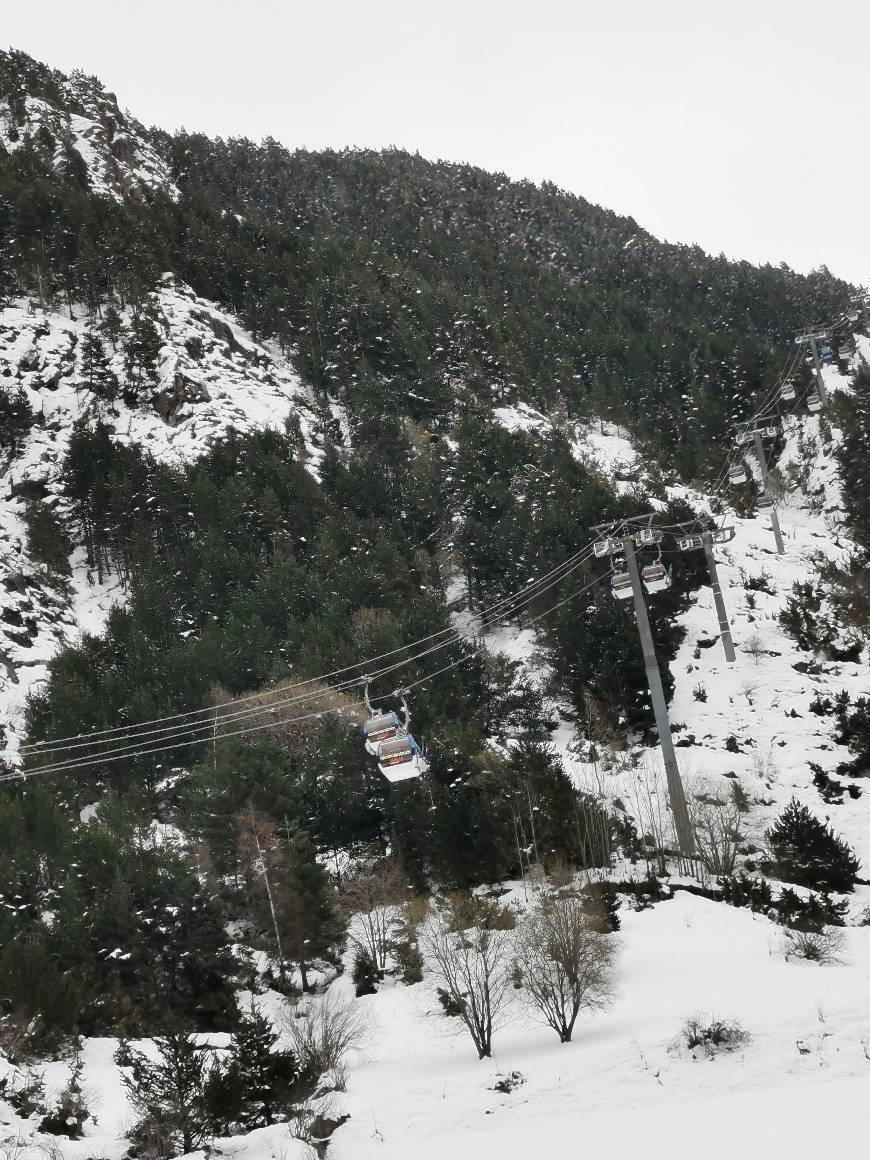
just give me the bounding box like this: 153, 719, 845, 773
4, 0, 868, 285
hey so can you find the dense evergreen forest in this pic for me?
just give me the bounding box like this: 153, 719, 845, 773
0, 49, 867, 1050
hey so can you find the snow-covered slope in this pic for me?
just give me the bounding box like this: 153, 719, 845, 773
331, 892, 870, 1160
0, 66, 176, 202
484, 359, 869, 874
0, 277, 323, 758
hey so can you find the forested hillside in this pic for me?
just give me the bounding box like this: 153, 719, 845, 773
0, 46, 869, 1160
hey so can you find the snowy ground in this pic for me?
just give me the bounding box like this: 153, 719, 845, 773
2, 889, 866, 1160
333, 892, 870, 1160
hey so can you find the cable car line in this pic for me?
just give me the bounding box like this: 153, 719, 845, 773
21, 538, 601, 756
21, 548, 600, 769
2, 570, 607, 785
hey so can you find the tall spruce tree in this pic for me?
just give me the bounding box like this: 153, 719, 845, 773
80, 327, 119, 404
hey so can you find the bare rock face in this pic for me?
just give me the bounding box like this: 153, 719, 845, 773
17, 348, 39, 373
153, 371, 212, 425
0, 51, 178, 204
190, 308, 256, 362
309, 1113, 351, 1158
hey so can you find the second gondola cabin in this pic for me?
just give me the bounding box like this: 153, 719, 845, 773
611, 571, 633, 600
641, 562, 670, 593
363, 711, 401, 754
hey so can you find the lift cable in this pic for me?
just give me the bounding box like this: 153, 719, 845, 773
20, 549, 600, 765
2, 571, 607, 784
21, 536, 602, 755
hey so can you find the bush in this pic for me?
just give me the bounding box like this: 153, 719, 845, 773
774, 887, 847, 932
285, 990, 368, 1080
39, 1058, 88, 1137
436, 986, 466, 1017
779, 582, 836, 653
745, 569, 775, 594
352, 948, 379, 997
1, 1067, 45, 1116
767, 798, 860, 892
782, 928, 844, 964
833, 693, 870, 778
445, 890, 516, 932
580, 881, 621, 931
678, 1015, 748, 1058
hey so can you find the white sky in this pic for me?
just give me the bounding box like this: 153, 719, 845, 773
4, 0, 868, 285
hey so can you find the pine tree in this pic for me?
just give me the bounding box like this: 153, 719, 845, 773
121, 1032, 209, 1155
232, 1004, 298, 1127
0, 383, 34, 451
767, 798, 860, 893
837, 364, 870, 550
280, 819, 346, 991
122, 313, 162, 405
100, 303, 123, 351
352, 948, 379, 996
23, 498, 73, 579
79, 328, 118, 404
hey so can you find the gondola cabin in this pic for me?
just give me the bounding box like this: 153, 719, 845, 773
611, 571, 633, 600
756, 494, 774, 511
729, 462, 750, 485
363, 711, 402, 755
806, 392, 823, 413
376, 734, 427, 782
820, 344, 833, 363
780, 382, 796, 402
641, 563, 670, 593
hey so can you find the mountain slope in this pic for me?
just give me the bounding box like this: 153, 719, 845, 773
0, 277, 323, 756
0, 46, 868, 1160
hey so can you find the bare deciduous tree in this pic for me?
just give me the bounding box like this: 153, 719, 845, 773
687, 788, 746, 876
237, 807, 286, 983
514, 893, 615, 1043
421, 905, 514, 1059
341, 857, 408, 972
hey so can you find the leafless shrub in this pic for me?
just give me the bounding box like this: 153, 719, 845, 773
0, 1138, 34, 1160
403, 893, 430, 931
546, 857, 576, 892
782, 928, 845, 965
676, 1014, 748, 1058
444, 890, 516, 933
514, 893, 615, 1043
341, 857, 408, 971
627, 763, 673, 875
687, 787, 746, 875
286, 990, 369, 1078
744, 633, 765, 664
421, 905, 514, 1059
0, 1015, 39, 1066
